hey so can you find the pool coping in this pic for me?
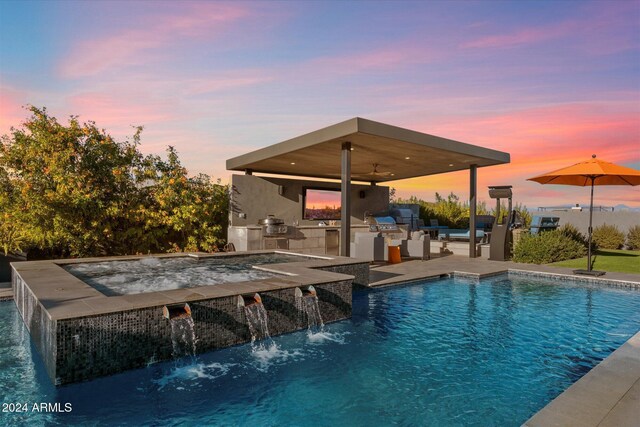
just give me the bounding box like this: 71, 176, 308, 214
523, 329, 640, 427
10, 250, 369, 321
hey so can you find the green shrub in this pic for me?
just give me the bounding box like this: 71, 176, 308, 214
513, 230, 587, 264
559, 223, 587, 247
627, 225, 640, 250
592, 224, 625, 249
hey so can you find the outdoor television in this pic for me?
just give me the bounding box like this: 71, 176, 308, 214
303, 188, 341, 220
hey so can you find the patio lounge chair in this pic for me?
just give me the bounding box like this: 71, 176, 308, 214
530, 216, 560, 235
475, 215, 495, 232
350, 232, 387, 262
391, 231, 431, 261
419, 219, 449, 238
438, 229, 485, 242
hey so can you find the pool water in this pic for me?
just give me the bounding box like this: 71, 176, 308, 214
63, 253, 311, 295
1, 274, 639, 426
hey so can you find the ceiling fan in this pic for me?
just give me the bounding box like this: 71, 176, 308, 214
366, 163, 392, 177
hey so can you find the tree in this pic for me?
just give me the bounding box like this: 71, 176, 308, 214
143, 147, 228, 253
0, 106, 228, 258
0, 166, 25, 255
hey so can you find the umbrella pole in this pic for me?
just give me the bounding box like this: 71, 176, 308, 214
587, 176, 594, 272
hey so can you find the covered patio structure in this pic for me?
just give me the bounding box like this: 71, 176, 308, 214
226, 117, 510, 258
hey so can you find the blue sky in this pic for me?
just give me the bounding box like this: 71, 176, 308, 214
1, 0, 639, 206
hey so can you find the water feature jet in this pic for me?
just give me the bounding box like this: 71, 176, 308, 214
238, 293, 270, 343
163, 303, 196, 358
295, 286, 324, 330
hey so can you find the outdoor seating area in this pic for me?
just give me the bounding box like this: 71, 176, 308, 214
437, 228, 486, 242
391, 230, 431, 261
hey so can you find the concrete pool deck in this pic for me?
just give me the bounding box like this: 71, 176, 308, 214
368, 254, 640, 288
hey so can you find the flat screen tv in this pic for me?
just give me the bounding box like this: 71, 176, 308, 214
303, 188, 341, 220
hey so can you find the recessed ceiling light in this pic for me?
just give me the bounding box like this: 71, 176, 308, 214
390, 173, 395, 176
350, 147, 354, 151
405, 156, 410, 160
290, 162, 296, 165
449, 163, 454, 167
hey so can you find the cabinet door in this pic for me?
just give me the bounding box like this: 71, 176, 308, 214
264, 238, 289, 250
325, 230, 339, 255
263, 239, 277, 250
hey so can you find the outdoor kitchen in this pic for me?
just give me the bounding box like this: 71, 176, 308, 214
224, 117, 510, 260
227, 174, 394, 255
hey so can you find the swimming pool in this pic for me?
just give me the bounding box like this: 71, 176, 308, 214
1, 273, 639, 426
63, 253, 312, 295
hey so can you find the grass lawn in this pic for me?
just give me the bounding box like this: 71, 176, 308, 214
551, 249, 640, 274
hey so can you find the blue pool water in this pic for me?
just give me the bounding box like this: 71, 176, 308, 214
1, 274, 639, 426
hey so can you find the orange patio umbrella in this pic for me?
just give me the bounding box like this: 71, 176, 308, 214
528, 154, 640, 276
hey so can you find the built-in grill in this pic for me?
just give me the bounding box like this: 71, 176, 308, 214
368, 216, 401, 234
259, 215, 288, 236
390, 208, 420, 230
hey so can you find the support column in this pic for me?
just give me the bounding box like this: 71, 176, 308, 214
341, 142, 351, 257
469, 164, 478, 258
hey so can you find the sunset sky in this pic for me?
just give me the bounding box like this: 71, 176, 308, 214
305, 189, 342, 210
1, 0, 638, 208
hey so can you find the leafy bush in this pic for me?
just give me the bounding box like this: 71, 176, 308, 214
513, 203, 532, 229
432, 192, 470, 228
0, 106, 229, 258
592, 224, 625, 249
559, 223, 588, 247
626, 225, 640, 250
513, 230, 587, 264
394, 192, 532, 230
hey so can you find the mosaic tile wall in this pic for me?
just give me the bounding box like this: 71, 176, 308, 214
26, 277, 353, 385
507, 270, 640, 290
11, 270, 58, 382
315, 262, 369, 286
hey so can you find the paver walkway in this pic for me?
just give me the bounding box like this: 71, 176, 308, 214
369, 254, 640, 286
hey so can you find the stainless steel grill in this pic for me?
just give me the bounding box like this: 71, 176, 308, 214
390, 208, 419, 229
259, 215, 288, 236
368, 216, 400, 234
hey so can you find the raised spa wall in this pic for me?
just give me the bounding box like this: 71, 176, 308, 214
11, 252, 368, 385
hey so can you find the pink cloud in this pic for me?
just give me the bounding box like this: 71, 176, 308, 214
461, 2, 638, 53
461, 22, 575, 49
417, 103, 640, 162
389, 102, 640, 206
0, 87, 29, 135
58, 3, 250, 78
296, 44, 440, 79
65, 90, 176, 137
183, 73, 272, 96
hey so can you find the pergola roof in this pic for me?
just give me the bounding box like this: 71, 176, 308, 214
226, 117, 510, 182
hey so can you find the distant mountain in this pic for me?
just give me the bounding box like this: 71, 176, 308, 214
613, 204, 640, 212
529, 204, 640, 213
